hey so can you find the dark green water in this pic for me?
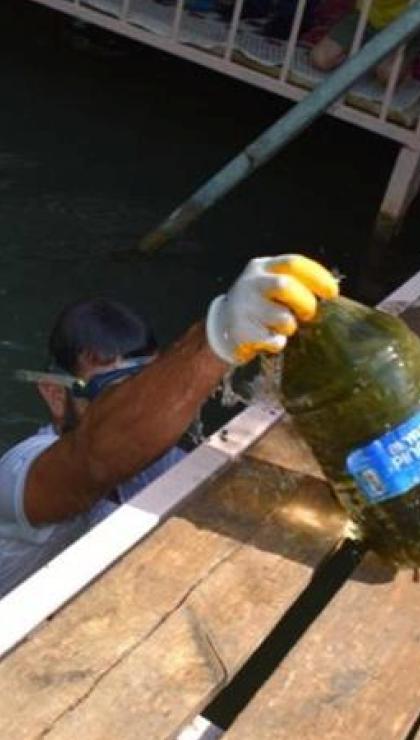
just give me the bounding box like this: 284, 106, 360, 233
0, 0, 419, 452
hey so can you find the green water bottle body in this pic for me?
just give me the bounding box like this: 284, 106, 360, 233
280, 297, 420, 567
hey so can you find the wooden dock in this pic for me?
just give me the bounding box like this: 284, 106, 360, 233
0, 273, 419, 739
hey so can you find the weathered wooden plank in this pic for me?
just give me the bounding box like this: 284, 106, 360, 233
247, 415, 325, 480
0, 454, 347, 739
224, 559, 420, 740
0, 403, 281, 659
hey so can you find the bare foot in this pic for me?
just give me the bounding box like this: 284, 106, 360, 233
310, 36, 347, 71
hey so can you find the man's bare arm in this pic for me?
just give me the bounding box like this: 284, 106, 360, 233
24, 323, 227, 524
24, 255, 338, 525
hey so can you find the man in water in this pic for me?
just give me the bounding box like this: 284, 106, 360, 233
0, 253, 338, 597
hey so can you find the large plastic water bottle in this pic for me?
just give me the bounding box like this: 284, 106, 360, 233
280, 296, 420, 566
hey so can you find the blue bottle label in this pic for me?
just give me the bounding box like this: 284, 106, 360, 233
346, 410, 420, 503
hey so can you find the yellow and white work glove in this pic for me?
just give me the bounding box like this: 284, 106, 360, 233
206, 254, 339, 365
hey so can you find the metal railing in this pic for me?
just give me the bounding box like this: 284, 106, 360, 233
26, 0, 420, 233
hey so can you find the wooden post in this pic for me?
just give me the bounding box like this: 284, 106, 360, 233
375, 144, 420, 241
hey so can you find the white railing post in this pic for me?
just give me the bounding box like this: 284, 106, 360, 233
120, 0, 132, 22
279, 0, 307, 83
224, 0, 245, 61
379, 45, 406, 120
349, 0, 373, 56
379, 0, 417, 121
171, 0, 187, 42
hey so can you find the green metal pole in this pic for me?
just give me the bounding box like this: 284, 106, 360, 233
139, 2, 420, 253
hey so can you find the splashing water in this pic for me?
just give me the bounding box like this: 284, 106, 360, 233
218, 354, 284, 409
185, 354, 283, 446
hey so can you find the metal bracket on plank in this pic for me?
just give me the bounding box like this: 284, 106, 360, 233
207, 402, 283, 458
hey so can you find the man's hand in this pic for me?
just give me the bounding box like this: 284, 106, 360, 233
206, 254, 339, 364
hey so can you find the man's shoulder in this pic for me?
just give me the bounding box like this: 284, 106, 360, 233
0, 424, 61, 540
0, 425, 58, 470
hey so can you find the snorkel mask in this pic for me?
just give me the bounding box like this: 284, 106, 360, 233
16, 355, 156, 401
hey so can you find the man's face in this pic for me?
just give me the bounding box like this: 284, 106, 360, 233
39, 350, 158, 433
66, 354, 129, 428
39, 354, 129, 433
